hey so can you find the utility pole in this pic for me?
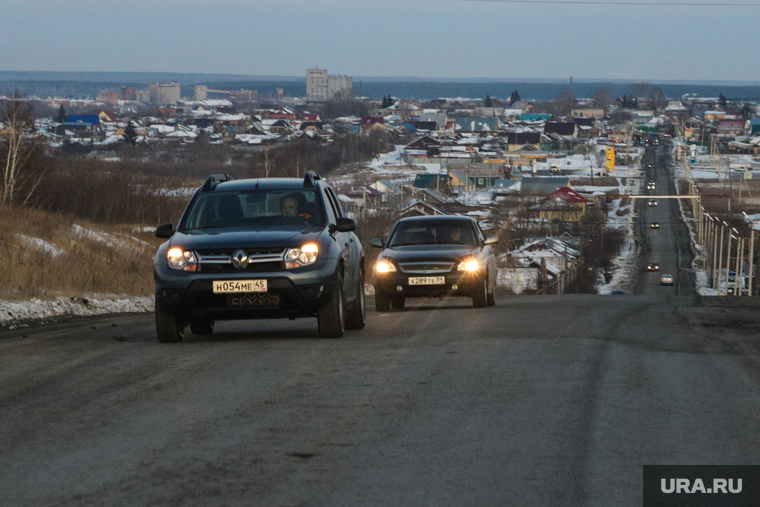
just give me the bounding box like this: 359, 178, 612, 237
717, 222, 725, 291
737, 236, 744, 296
750, 227, 755, 297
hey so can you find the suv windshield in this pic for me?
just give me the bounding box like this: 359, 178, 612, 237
182, 189, 324, 230
389, 220, 477, 247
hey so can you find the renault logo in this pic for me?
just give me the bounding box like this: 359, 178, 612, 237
231, 249, 249, 269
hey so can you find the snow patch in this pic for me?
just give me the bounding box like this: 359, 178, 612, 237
0, 295, 154, 329
14, 234, 68, 258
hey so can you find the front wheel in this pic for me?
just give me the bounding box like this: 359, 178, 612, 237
318, 272, 345, 338
391, 297, 405, 310
487, 275, 495, 306
472, 276, 487, 308
155, 302, 185, 343
345, 267, 366, 330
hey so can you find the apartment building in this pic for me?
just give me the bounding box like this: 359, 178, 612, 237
149, 82, 181, 106
306, 67, 353, 102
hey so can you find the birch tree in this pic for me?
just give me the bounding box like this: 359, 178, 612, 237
1, 90, 37, 206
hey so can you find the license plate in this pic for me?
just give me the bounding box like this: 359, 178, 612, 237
408, 276, 445, 285
213, 279, 267, 293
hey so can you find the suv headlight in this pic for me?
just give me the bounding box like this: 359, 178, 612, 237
457, 259, 480, 272
285, 244, 318, 268
167, 247, 197, 271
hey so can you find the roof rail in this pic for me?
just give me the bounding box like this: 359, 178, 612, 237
202, 174, 233, 191
303, 171, 321, 188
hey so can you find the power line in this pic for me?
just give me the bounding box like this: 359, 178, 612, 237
455, 0, 760, 6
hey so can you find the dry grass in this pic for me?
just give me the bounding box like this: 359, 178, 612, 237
0, 205, 163, 300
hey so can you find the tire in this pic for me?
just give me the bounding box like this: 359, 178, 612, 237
318, 272, 345, 338
375, 294, 390, 312
345, 267, 366, 330
391, 297, 405, 310
155, 302, 185, 343
486, 271, 495, 306
472, 276, 487, 308
190, 320, 215, 335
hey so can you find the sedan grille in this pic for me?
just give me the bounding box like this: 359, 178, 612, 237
398, 262, 455, 274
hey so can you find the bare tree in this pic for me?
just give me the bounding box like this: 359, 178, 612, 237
1, 90, 39, 206
647, 87, 667, 111
592, 88, 612, 113
553, 89, 577, 116
630, 83, 652, 102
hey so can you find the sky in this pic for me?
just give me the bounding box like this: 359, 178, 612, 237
1, 0, 759, 82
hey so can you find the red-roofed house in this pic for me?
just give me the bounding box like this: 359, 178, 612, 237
717, 119, 747, 136
269, 107, 297, 121
530, 187, 588, 223
550, 187, 588, 208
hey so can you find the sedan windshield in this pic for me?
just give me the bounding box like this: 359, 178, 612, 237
389, 220, 477, 247
182, 189, 324, 230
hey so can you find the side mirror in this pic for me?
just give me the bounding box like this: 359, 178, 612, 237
371, 238, 384, 248
484, 236, 498, 245
334, 217, 356, 233
155, 223, 174, 239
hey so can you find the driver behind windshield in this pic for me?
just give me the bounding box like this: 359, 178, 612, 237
280, 193, 312, 220
390, 221, 476, 246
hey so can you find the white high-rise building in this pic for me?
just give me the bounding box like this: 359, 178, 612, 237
306, 67, 353, 102
148, 82, 181, 106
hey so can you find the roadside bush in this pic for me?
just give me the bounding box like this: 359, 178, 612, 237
32, 160, 190, 225
566, 263, 599, 294
353, 210, 399, 282
248, 133, 389, 178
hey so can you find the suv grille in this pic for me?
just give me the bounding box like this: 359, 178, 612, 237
195, 247, 286, 272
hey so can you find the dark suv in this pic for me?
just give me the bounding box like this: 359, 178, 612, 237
153, 172, 365, 342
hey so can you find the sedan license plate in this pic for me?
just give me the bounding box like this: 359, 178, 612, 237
213, 279, 267, 293
408, 276, 445, 285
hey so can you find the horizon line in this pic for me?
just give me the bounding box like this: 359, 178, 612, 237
1, 70, 760, 86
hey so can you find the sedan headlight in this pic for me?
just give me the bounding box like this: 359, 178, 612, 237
457, 259, 480, 272
285, 243, 318, 268
375, 260, 396, 273
167, 247, 197, 271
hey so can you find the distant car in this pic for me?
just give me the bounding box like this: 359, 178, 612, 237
650, 222, 660, 229
611, 290, 625, 295
647, 164, 654, 169
647, 181, 656, 190
660, 274, 674, 285
648, 199, 658, 207
372, 216, 498, 310
647, 261, 660, 271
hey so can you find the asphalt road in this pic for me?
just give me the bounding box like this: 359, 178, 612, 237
2, 295, 760, 506
636, 142, 691, 295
